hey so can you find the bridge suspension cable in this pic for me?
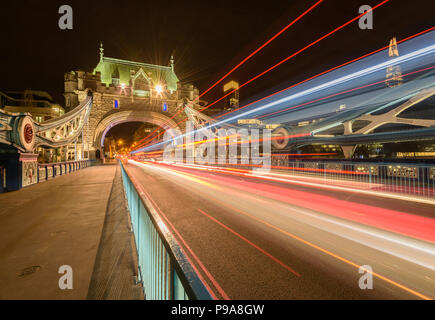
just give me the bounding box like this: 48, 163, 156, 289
35, 94, 93, 148
0, 94, 93, 153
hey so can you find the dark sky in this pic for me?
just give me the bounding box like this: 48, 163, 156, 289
0, 0, 432, 109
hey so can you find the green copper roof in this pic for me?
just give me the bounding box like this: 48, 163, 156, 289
94, 56, 179, 92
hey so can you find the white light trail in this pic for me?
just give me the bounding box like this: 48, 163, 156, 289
134, 44, 435, 153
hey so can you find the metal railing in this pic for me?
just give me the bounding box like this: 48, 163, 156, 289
119, 160, 213, 300
38, 160, 93, 182
274, 160, 435, 199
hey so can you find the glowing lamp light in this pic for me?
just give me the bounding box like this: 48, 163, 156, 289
154, 84, 163, 94
121, 83, 126, 89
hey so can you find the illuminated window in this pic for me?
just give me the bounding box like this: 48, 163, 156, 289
114, 99, 120, 109
134, 90, 150, 97
163, 102, 168, 112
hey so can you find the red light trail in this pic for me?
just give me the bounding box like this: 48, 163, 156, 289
216, 26, 435, 120
197, 0, 324, 102
257, 65, 435, 119
133, 8, 435, 155
123, 163, 229, 300
195, 0, 391, 115
140, 161, 435, 244
134, 65, 434, 153
132, 0, 392, 151
197, 208, 301, 277
133, 1, 323, 148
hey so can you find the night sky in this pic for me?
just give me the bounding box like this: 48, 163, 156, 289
0, 0, 433, 142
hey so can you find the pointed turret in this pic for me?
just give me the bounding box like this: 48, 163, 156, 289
386, 37, 403, 88
388, 37, 399, 57
99, 42, 104, 62
170, 55, 174, 71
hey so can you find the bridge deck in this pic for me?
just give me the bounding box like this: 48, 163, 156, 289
0, 163, 142, 299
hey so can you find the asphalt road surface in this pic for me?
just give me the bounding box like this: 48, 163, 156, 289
124, 160, 435, 300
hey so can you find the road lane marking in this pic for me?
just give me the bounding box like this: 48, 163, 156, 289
132, 160, 433, 300
197, 208, 301, 277
125, 164, 225, 300
142, 186, 231, 300
208, 197, 433, 301
160, 163, 435, 244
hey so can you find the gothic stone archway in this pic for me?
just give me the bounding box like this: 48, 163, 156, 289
92, 110, 181, 158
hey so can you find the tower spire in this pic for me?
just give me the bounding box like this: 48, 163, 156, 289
385, 37, 402, 88
170, 55, 174, 71
388, 37, 399, 57
99, 42, 104, 62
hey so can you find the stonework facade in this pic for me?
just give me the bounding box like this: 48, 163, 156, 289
63, 47, 205, 160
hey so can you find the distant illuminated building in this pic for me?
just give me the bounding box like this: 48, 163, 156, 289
0, 90, 66, 162
385, 37, 403, 88
104, 136, 117, 159
223, 80, 239, 110
0, 89, 64, 122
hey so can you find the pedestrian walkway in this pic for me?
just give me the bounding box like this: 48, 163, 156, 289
87, 165, 143, 299
0, 163, 142, 299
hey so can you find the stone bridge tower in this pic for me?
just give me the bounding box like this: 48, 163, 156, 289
63, 44, 205, 160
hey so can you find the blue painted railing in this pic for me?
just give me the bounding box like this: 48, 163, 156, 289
119, 160, 213, 300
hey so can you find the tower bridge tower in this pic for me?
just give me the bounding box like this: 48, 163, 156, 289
62, 44, 204, 160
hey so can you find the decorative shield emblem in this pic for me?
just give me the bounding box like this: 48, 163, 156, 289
18, 116, 35, 152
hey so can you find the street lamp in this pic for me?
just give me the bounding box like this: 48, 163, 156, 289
154, 84, 163, 94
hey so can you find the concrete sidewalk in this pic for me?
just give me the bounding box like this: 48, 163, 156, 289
0, 163, 141, 299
